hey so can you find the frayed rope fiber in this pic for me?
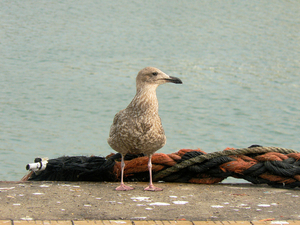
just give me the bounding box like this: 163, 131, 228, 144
24, 145, 300, 189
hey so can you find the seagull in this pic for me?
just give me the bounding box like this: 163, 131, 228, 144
108, 67, 182, 191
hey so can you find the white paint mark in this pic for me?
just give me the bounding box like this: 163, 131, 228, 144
145, 208, 153, 210
173, 201, 188, 205
271, 221, 289, 225
84, 204, 91, 207
0, 187, 15, 190
20, 217, 33, 221
131, 197, 150, 201
95, 197, 102, 200
149, 202, 170, 206
13, 203, 21, 206
39, 184, 50, 188
136, 204, 146, 207
211, 205, 223, 208
239, 204, 248, 206
257, 204, 270, 207
131, 217, 147, 220
169, 195, 177, 198
32, 192, 44, 195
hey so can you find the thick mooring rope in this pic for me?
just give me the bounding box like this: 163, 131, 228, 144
24, 146, 300, 189
153, 146, 297, 180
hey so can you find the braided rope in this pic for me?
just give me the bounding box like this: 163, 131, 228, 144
26, 146, 300, 188
153, 146, 297, 180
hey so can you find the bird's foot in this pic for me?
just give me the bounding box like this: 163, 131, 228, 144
115, 184, 134, 191
144, 184, 163, 191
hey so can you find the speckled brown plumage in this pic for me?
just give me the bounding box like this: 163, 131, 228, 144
108, 67, 182, 191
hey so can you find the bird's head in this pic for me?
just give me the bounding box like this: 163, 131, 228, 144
136, 67, 182, 91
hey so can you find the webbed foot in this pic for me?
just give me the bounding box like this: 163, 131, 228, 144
115, 184, 134, 191
144, 184, 163, 191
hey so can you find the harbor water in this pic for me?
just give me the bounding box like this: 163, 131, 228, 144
0, 0, 299, 181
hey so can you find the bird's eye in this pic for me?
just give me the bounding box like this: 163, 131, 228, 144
152, 72, 158, 76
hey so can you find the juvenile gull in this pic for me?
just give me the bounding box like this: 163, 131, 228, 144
108, 67, 182, 191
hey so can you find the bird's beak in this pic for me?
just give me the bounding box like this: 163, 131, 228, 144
165, 75, 183, 84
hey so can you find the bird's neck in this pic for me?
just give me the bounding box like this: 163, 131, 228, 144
128, 85, 159, 114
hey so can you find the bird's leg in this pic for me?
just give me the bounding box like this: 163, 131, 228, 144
144, 154, 163, 191
115, 154, 134, 191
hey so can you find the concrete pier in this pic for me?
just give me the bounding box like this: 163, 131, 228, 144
0, 181, 299, 224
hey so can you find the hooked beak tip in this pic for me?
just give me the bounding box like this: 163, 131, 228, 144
167, 76, 183, 84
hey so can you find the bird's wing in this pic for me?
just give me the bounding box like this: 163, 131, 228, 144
109, 109, 125, 138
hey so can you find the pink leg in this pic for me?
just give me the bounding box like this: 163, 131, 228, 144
144, 154, 163, 191
115, 154, 134, 191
